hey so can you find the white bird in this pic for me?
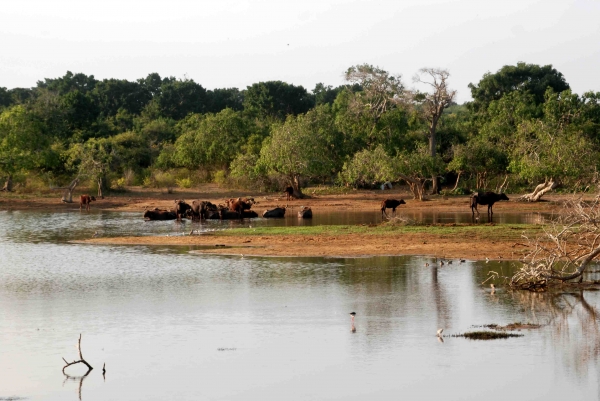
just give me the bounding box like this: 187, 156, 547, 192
437, 328, 444, 337
490, 283, 496, 294
485, 257, 490, 263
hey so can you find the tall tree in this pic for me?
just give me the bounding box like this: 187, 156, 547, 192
243, 81, 313, 120
468, 62, 569, 113
413, 68, 456, 194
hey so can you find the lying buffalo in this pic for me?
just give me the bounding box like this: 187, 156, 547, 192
144, 209, 177, 221
263, 207, 286, 218
242, 210, 259, 218
298, 206, 312, 218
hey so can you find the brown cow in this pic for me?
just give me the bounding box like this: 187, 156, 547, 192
381, 199, 405, 219
80, 195, 96, 211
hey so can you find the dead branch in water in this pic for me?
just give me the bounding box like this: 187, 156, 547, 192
62, 334, 93, 374
511, 194, 600, 290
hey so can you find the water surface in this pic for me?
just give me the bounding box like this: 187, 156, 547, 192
0, 211, 598, 401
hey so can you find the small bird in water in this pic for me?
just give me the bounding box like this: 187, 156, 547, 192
425, 263, 429, 267
490, 283, 496, 294
485, 257, 490, 263
350, 312, 356, 322
448, 260, 453, 265
437, 328, 444, 337
460, 259, 465, 263
92, 231, 99, 238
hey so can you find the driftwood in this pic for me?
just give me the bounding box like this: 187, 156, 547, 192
518, 179, 557, 202
511, 194, 600, 289
51, 177, 80, 203
62, 334, 93, 374
1, 175, 13, 192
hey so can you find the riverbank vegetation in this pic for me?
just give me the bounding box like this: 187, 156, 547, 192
1, 62, 599, 200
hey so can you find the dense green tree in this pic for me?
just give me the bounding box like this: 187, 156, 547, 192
258, 106, 338, 196
93, 78, 151, 117
447, 138, 508, 190
155, 78, 207, 120
0, 106, 56, 190
0, 87, 11, 109
468, 62, 569, 113
37, 71, 97, 95
339, 145, 396, 188
243, 81, 313, 120
206, 88, 244, 113
396, 144, 446, 201
169, 108, 254, 171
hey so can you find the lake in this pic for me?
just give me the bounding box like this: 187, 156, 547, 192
0, 211, 598, 400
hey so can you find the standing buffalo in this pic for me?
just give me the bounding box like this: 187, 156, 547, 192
381, 199, 406, 218
189, 200, 218, 221
298, 206, 312, 218
263, 207, 286, 218
174, 200, 192, 221
80, 195, 96, 211
470, 192, 509, 221
283, 186, 294, 201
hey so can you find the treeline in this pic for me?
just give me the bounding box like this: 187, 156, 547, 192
1, 62, 600, 200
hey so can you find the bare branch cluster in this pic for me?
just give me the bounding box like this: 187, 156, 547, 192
62, 334, 93, 374
511, 194, 600, 290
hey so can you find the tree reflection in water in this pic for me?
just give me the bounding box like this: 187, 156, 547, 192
509, 289, 600, 375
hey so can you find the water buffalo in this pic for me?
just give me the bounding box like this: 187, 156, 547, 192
242, 210, 259, 218
263, 207, 286, 218
381, 199, 406, 218
219, 209, 242, 220
144, 209, 177, 221
298, 206, 312, 218
283, 186, 294, 201
174, 200, 192, 221
80, 195, 96, 211
189, 200, 218, 221
470, 192, 509, 221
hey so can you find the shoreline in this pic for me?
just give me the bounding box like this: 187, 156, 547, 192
2, 186, 571, 260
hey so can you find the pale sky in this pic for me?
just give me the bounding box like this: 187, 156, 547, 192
2, 0, 599, 103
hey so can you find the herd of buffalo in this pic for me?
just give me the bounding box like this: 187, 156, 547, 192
141, 191, 509, 222
143, 197, 314, 221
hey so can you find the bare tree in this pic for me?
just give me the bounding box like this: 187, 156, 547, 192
412, 68, 456, 194
511, 194, 600, 290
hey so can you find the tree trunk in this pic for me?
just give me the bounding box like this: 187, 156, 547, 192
399, 174, 426, 201
97, 177, 105, 199
1, 175, 13, 192
291, 175, 305, 199
520, 179, 557, 202
451, 171, 462, 191
429, 126, 439, 195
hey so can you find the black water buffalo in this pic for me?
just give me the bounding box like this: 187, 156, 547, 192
470, 192, 509, 221
381, 199, 406, 218
283, 186, 294, 201
174, 200, 192, 221
189, 200, 218, 221
298, 206, 312, 218
242, 210, 259, 218
263, 207, 286, 218
144, 209, 177, 221
219, 209, 242, 220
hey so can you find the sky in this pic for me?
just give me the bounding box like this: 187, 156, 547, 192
2, 0, 600, 103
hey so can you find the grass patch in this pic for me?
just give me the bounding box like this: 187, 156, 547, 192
477, 322, 541, 331
215, 223, 541, 241
451, 331, 524, 340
